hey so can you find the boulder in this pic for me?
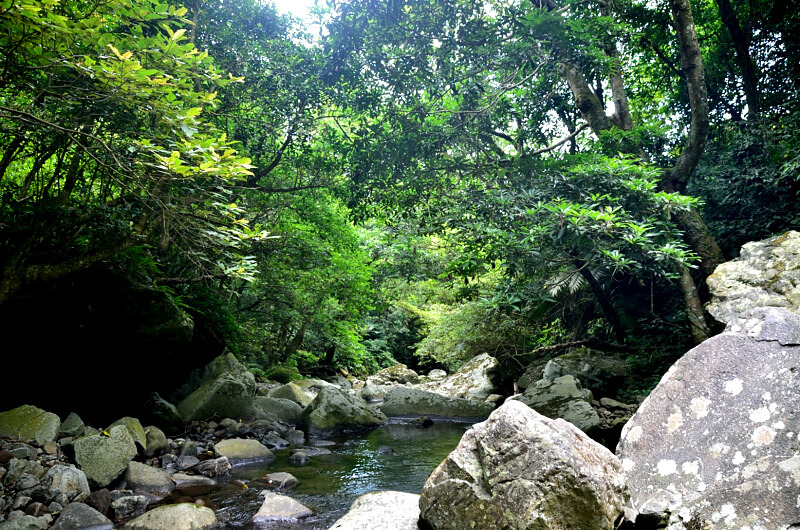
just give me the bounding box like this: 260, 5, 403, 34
300, 386, 386, 438
141, 393, 183, 435
328, 491, 420, 530
508, 374, 601, 434
380, 386, 494, 420
111, 495, 149, 521
108, 417, 147, 451
252, 397, 302, 425
50, 502, 113, 530
213, 438, 275, 466
195, 456, 231, 477
0, 405, 60, 445
57, 413, 85, 439
359, 384, 393, 402
143, 426, 169, 458
72, 425, 137, 488
121, 503, 216, 529
366, 364, 420, 386
617, 307, 800, 528
43, 465, 90, 502
419, 353, 499, 401
419, 400, 628, 529
176, 353, 255, 422
268, 382, 315, 408
707, 230, 800, 324
124, 461, 175, 494
542, 348, 629, 398
252, 492, 313, 523
261, 472, 298, 491
426, 369, 447, 381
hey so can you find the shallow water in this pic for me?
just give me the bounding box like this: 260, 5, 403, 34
207, 420, 471, 529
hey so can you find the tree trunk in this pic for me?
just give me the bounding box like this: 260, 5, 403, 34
715, 0, 760, 119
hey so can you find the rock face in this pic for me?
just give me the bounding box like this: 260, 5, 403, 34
328, 491, 420, 530
508, 374, 601, 434
707, 230, 800, 324
300, 386, 386, 438
617, 307, 800, 528
420, 353, 499, 401
176, 353, 255, 422
72, 425, 138, 488
0, 405, 60, 445
380, 386, 494, 420
419, 400, 628, 530
542, 348, 629, 399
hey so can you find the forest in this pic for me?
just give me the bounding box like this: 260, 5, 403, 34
1, 0, 798, 395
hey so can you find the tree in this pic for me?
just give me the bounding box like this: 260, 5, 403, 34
0, 0, 259, 305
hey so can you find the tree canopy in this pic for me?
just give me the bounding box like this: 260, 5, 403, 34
1, 0, 797, 384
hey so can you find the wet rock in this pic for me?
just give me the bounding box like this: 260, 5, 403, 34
419, 400, 628, 530
43, 465, 90, 502
252, 492, 313, 523
380, 386, 494, 420
170, 473, 217, 488
0, 406, 60, 445
50, 502, 113, 530
261, 472, 298, 491
301, 386, 386, 438
329, 491, 420, 530
508, 374, 601, 434
175, 456, 199, 470
195, 456, 231, 477
366, 364, 420, 386
213, 439, 274, 467
121, 503, 216, 529
124, 462, 174, 495
707, 230, 800, 324
176, 353, 256, 422
72, 425, 137, 488
288, 451, 309, 465
252, 397, 302, 425
617, 307, 800, 528
542, 348, 629, 399
111, 495, 149, 521
260, 433, 290, 450
57, 413, 84, 440
284, 430, 305, 445
376, 445, 394, 455
419, 353, 500, 401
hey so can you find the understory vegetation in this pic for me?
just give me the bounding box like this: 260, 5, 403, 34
1, 0, 797, 394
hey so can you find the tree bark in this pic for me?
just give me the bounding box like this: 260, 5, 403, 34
715, 0, 760, 119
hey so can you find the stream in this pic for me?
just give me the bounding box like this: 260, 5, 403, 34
204, 420, 471, 528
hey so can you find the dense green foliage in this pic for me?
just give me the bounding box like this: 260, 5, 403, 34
1, 0, 797, 389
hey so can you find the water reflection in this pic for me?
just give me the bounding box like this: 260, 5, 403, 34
210, 420, 471, 529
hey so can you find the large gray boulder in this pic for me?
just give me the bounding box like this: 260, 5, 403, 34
419, 400, 628, 529
300, 386, 386, 438
380, 386, 494, 420
176, 353, 255, 421
617, 307, 800, 528
508, 374, 601, 434
124, 461, 175, 494
253, 396, 302, 425
72, 425, 137, 488
252, 492, 313, 523
542, 348, 629, 398
51, 502, 113, 530
707, 230, 800, 324
268, 382, 316, 408
366, 364, 420, 386
419, 353, 499, 401
0, 405, 60, 445
43, 464, 90, 502
328, 491, 420, 530
121, 503, 216, 529
213, 438, 275, 466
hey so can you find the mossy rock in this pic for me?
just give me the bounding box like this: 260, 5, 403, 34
0, 405, 61, 445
